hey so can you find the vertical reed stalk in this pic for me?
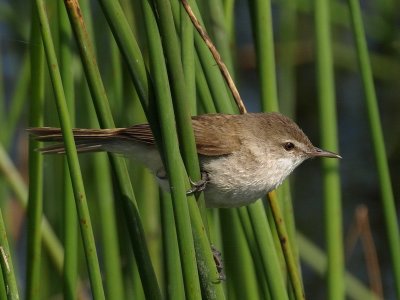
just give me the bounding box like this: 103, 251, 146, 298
220, 209, 261, 299
160, 191, 185, 299
247, 202, 289, 300
79, 3, 126, 298
58, 3, 78, 299
63, 1, 161, 298
139, 0, 201, 297
249, 0, 279, 112
268, 191, 304, 299
315, 1, 344, 299
34, 0, 105, 298
347, 0, 400, 297
0, 210, 19, 300
246, 1, 304, 298
25, 6, 44, 300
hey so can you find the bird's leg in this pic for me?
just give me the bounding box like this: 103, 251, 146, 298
156, 168, 167, 180
211, 245, 226, 281
186, 171, 209, 195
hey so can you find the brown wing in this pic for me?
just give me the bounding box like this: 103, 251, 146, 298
121, 115, 241, 156
192, 114, 241, 156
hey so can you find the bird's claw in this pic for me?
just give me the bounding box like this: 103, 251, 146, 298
212, 245, 226, 281
186, 172, 209, 195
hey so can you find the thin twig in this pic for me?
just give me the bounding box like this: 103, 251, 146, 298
180, 0, 247, 114
346, 205, 383, 299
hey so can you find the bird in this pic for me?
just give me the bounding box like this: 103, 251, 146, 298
28, 112, 341, 208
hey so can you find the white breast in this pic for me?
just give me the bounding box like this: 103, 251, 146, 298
201, 146, 304, 208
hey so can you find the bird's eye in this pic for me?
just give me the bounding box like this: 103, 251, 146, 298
283, 142, 295, 151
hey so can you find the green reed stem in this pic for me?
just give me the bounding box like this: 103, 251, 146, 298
268, 191, 304, 299
220, 209, 261, 299
0, 210, 19, 300
140, 1, 201, 297
108, 35, 123, 116
94, 154, 126, 300
247, 1, 304, 298
347, 0, 400, 297
34, 1, 105, 298
63, 1, 161, 298
153, 0, 202, 211
279, 181, 301, 282
247, 202, 288, 300
223, 0, 235, 42
277, 0, 297, 118
237, 208, 271, 298
96, 0, 155, 123
160, 191, 185, 299
175, 1, 212, 237
161, 3, 226, 297
58, 3, 78, 299
194, 54, 217, 114
208, 0, 234, 76
98, 1, 225, 297
0, 262, 6, 300
180, 2, 197, 115
61, 163, 77, 300
79, 3, 126, 298
249, 0, 279, 112
315, 1, 344, 299
187, 0, 235, 114
25, 7, 44, 300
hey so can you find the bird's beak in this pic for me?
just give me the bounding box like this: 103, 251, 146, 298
309, 147, 342, 159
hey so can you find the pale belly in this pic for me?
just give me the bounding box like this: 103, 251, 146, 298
200, 153, 280, 208
123, 142, 300, 208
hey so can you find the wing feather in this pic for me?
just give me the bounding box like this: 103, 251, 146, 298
192, 114, 241, 156
29, 114, 242, 156
120, 115, 242, 156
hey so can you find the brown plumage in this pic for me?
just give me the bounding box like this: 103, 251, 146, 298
29, 113, 300, 156
29, 112, 341, 207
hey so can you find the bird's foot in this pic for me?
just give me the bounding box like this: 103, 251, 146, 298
186, 172, 209, 195
212, 245, 226, 281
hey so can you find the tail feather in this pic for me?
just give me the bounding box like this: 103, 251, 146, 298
28, 127, 121, 141
28, 127, 121, 154
37, 143, 103, 154
28, 126, 164, 174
